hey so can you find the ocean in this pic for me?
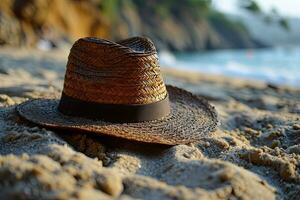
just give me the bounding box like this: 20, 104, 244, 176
159, 46, 300, 87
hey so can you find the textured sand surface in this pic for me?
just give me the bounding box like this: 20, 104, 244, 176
0, 48, 300, 199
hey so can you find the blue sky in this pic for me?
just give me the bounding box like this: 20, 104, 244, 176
213, 0, 300, 18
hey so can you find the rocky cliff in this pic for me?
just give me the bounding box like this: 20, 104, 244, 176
0, 0, 264, 51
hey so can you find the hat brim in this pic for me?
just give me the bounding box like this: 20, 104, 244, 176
16, 85, 219, 145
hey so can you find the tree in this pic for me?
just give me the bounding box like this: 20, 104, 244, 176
239, 0, 290, 31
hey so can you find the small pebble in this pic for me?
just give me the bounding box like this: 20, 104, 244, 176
183, 153, 191, 159
0, 94, 15, 105
244, 127, 260, 136
266, 124, 273, 129
267, 131, 280, 139
271, 140, 281, 149
204, 142, 210, 147
292, 124, 300, 130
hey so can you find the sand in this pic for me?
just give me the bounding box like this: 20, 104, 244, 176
0, 48, 299, 199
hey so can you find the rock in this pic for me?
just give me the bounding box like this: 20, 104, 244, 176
0, 0, 110, 47
0, 12, 22, 46
0, 0, 263, 51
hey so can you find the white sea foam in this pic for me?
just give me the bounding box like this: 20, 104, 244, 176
158, 51, 177, 66
160, 46, 300, 86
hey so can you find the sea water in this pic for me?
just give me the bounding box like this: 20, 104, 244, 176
159, 46, 300, 87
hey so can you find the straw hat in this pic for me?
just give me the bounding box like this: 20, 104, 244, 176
16, 37, 219, 145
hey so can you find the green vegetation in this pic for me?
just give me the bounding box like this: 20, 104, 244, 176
208, 11, 248, 33
279, 18, 289, 30
96, 0, 289, 31
98, 0, 121, 21
97, 0, 212, 19
240, 0, 261, 13
239, 0, 290, 31
130, 0, 253, 39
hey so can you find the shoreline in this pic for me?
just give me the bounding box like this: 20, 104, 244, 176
162, 67, 300, 91
160, 45, 300, 88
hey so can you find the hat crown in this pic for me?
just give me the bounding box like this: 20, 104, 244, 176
62, 37, 167, 105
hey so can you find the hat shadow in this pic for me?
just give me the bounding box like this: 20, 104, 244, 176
56, 128, 172, 159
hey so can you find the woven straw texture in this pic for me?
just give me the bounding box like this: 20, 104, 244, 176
17, 85, 219, 145
64, 37, 166, 104
16, 36, 219, 145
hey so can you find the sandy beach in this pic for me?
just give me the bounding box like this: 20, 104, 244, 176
0, 48, 299, 199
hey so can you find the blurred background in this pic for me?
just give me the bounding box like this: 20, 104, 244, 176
0, 0, 299, 86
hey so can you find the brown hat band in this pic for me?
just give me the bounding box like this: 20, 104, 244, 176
57, 93, 171, 123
